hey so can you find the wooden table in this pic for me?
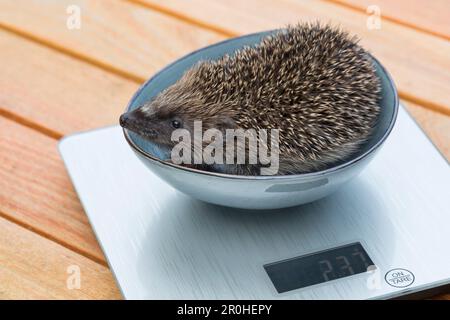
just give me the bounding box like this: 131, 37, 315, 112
0, 0, 448, 299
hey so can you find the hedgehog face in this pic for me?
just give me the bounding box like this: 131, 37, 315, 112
120, 90, 237, 150
119, 103, 189, 148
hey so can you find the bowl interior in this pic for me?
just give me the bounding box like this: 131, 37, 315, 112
125, 30, 398, 176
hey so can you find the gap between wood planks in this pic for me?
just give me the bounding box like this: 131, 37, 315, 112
0, 1, 448, 121
326, 0, 450, 41
0, 201, 107, 267
0, 112, 107, 267
0, 108, 62, 140
127, 0, 236, 37
0, 22, 144, 84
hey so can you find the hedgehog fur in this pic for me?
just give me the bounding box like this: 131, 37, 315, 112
120, 23, 381, 175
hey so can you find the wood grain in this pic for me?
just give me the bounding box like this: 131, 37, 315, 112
0, 30, 138, 136
0, 0, 225, 82
331, 0, 450, 40
0, 215, 120, 299
0, 116, 105, 264
137, 0, 450, 116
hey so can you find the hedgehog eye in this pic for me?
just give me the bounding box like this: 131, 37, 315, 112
171, 119, 181, 129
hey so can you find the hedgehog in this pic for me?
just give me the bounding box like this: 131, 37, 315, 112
120, 23, 381, 176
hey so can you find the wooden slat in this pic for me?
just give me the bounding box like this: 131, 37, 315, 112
0, 0, 225, 82
0, 215, 120, 299
0, 30, 138, 136
433, 293, 450, 300
0, 116, 105, 264
137, 0, 450, 116
331, 0, 450, 40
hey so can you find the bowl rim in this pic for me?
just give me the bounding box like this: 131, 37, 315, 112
123, 30, 399, 181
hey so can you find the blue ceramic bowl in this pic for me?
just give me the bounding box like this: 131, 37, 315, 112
122, 31, 399, 209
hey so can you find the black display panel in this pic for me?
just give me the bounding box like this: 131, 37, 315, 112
264, 242, 375, 293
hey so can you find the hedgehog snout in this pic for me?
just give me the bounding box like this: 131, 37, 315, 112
120, 109, 157, 138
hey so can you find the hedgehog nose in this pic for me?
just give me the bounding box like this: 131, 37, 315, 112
119, 109, 141, 129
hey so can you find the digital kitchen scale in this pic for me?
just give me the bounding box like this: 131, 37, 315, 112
59, 105, 450, 299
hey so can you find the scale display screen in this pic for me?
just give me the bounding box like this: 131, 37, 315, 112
264, 242, 375, 293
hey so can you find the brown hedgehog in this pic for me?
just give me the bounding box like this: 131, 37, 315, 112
120, 23, 381, 175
